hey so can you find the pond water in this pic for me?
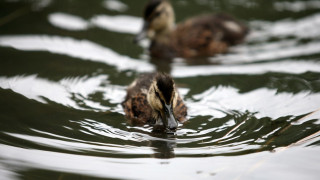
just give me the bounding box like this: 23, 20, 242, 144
0, 0, 320, 179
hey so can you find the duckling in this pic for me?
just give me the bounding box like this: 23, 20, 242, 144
134, 0, 249, 59
122, 72, 187, 133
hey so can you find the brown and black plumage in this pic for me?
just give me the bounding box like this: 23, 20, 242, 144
122, 73, 187, 132
134, 0, 249, 59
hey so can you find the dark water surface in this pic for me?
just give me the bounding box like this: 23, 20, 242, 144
1, 0, 320, 179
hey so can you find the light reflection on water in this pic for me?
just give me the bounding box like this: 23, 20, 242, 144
172, 60, 320, 77
250, 13, 320, 40
0, 75, 114, 111
274, 1, 320, 12
102, 0, 128, 12
48, 12, 89, 31
0, 0, 320, 179
190, 86, 320, 119
48, 12, 142, 33
0, 35, 154, 72
0, 143, 319, 180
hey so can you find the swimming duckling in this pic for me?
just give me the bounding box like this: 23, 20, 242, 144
134, 0, 249, 59
122, 72, 187, 133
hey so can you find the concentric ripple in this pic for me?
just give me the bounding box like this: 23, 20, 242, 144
0, 0, 320, 179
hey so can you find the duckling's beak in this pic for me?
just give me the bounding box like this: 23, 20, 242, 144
162, 103, 178, 133
134, 21, 149, 43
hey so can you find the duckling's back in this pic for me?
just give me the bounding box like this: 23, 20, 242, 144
122, 73, 155, 125
175, 13, 248, 57
150, 13, 248, 59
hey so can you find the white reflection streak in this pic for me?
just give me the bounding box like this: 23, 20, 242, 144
60, 76, 106, 97
48, 13, 89, 31
172, 60, 320, 77
5, 132, 153, 155
0, 144, 132, 179
60, 75, 126, 105
274, 1, 320, 12
103, 85, 126, 104
79, 119, 204, 144
212, 41, 320, 63
0, 163, 18, 180
48, 12, 142, 34
91, 15, 142, 34
102, 0, 128, 12
0, 75, 78, 107
0, 143, 319, 180
60, 75, 113, 111
250, 13, 320, 40
0, 35, 154, 72
207, 13, 320, 63
79, 119, 146, 142
0, 75, 125, 111
191, 86, 320, 119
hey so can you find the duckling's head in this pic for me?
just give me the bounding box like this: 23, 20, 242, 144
134, 0, 175, 43
147, 73, 178, 133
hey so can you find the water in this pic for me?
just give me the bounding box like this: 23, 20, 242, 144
0, 0, 320, 179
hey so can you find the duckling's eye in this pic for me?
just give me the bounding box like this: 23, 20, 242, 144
154, 88, 166, 108
149, 12, 161, 22
154, 11, 161, 17
150, 9, 165, 20
155, 91, 165, 105
155, 90, 160, 99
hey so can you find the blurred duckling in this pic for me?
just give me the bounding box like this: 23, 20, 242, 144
122, 72, 187, 133
134, 0, 248, 59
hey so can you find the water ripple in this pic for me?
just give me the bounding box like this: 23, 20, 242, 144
48, 12, 89, 31
48, 12, 142, 34
102, 0, 128, 12
274, 1, 320, 12
250, 13, 320, 40
172, 60, 320, 77
0, 75, 125, 111
0, 35, 154, 72
189, 86, 320, 119
1, 0, 320, 179
91, 15, 142, 34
